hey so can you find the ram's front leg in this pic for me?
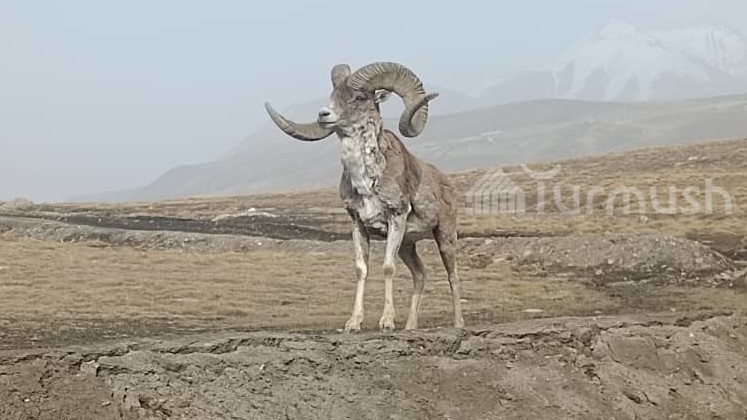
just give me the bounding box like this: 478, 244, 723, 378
345, 220, 369, 333
379, 212, 408, 331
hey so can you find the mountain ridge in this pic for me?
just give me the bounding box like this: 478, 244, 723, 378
73, 92, 747, 203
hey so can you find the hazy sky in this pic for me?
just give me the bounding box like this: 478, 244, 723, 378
1, 0, 746, 202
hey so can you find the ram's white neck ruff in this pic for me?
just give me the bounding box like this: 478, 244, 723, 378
339, 123, 384, 196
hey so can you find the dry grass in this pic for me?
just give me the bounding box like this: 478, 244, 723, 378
452, 138, 747, 238
40, 138, 747, 243
1, 233, 743, 339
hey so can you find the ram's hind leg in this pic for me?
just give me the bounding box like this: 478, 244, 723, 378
399, 241, 426, 330
434, 224, 465, 329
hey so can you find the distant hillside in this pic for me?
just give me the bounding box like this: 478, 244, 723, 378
75, 93, 747, 203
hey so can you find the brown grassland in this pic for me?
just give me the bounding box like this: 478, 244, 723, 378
0, 138, 746, 349
41, 137, 747, 241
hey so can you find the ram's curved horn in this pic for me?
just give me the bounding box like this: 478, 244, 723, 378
348, 62, 438, 137
264, 102, 333, 142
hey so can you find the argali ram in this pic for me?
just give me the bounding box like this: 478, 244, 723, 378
265, 62, 464, 332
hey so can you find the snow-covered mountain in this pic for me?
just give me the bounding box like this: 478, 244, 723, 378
482, 20, 747, 103
656, 24, 747, 78
554, 20, 733, 101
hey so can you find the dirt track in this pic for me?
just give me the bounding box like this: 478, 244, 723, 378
0, 210, 349, 242
1, 312, 745, 420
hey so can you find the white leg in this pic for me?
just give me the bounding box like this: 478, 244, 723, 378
379, 213, 407, 331
345, 220, 369, 332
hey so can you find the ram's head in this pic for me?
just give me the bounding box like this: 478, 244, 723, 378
265, 62, 439, 141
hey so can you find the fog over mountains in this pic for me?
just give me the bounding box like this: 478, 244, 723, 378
76, 20, 747, 203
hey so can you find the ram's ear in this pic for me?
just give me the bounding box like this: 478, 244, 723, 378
374, 89, 392, 104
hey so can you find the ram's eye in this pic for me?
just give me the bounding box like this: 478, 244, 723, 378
354, 94, 368, 102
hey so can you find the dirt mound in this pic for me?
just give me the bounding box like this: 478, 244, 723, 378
0, 215, 346, 253
0, 198, 35, 212
464, 233, 737, 286
1, 312, 745, 420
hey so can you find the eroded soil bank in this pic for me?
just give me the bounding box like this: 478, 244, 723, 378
1, 312, 745, 420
